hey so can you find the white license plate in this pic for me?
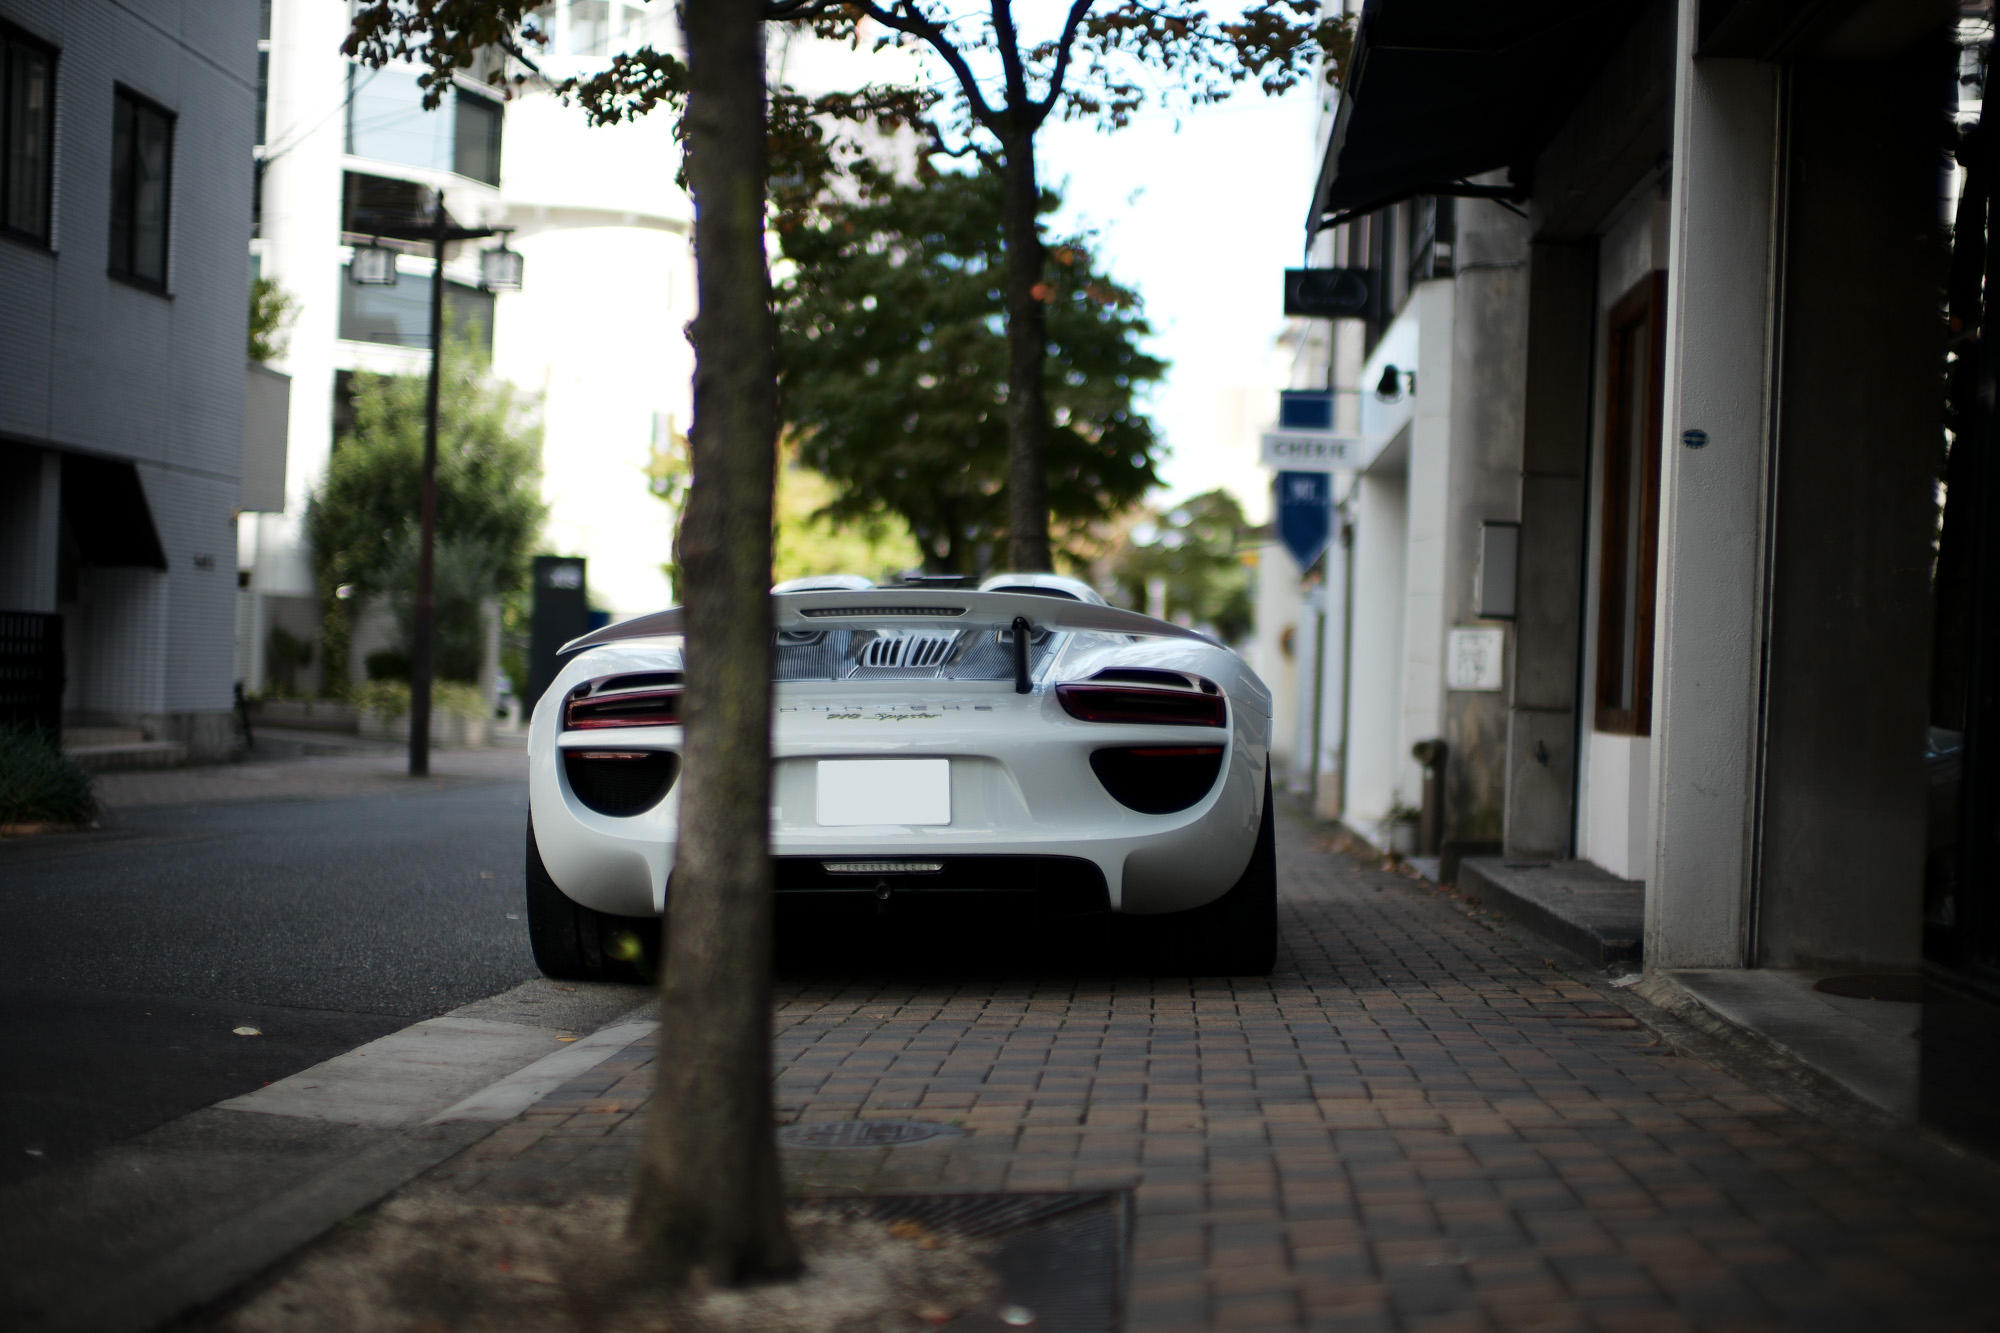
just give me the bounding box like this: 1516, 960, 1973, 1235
815, 759, 951, 826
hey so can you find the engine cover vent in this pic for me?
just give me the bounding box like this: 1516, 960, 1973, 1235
860, 633, 956, 669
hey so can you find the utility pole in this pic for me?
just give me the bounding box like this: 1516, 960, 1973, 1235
409, 200, 448, 776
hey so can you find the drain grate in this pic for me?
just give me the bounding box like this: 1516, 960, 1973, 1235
778, 1119, 965, 1149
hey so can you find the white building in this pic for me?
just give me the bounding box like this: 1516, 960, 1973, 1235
0, 0, 272, 761
243, 0, 695, 695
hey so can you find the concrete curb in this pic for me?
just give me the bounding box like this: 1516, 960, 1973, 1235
36, 1122, 496, 1333
12, 997, 657, 1333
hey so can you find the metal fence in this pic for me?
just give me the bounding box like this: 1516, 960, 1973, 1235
0, 611, 65, 736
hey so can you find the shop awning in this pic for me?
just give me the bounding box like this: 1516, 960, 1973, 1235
1308, 0, 1639, 234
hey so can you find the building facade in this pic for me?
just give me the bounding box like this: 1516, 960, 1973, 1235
1, 0, 267, 760
244, 0, 694, 697
1290, 0, 1997, 1153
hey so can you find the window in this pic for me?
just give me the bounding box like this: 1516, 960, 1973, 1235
454, 89, 501, 185
109, 88, 173, 288
1594, 273, 1667, 735
345, 65, 504, 184
338, 263, 494, 351
1, 23, 55, 245
341, 170, 428, 236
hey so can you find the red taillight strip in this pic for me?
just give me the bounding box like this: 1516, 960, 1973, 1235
563, 687, 682, 730
1055, 683, 1226, 728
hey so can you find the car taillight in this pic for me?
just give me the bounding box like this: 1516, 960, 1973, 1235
1089, 746, 1225, 814
1055, 683, 1226, 727
564, 686, 682, 730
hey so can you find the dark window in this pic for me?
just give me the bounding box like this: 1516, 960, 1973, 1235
109, 88, 173, 288
341, 169, 428, 235
1, 23, 56, 245
338, 263, 494, 351
256, 49, 268, 145
1594, 273, 1667, 735
453, 88, 502, 185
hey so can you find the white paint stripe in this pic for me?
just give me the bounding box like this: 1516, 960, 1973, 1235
427, 1019, 658, 1122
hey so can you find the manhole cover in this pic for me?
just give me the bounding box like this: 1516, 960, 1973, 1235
1814, 974, 1922, 1003
778, 1119, 965, 1149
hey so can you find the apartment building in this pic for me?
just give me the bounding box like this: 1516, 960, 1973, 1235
1, 0, 272, 761
243, 0, 694, 694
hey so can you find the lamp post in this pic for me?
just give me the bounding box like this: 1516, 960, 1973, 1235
349, 191, 522, 776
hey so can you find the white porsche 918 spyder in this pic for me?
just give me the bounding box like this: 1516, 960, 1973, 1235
523, 573, 1276, 978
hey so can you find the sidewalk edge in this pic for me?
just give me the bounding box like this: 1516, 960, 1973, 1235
29, 1006, 657, 1333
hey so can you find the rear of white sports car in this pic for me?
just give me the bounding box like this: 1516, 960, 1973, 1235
525, 589, 1276, 978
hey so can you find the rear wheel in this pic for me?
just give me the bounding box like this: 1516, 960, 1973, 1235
524, 821, 657, 982
1136, 774, 1277, 976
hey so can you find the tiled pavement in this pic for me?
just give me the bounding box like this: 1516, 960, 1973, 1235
424, 805, 2000, 1331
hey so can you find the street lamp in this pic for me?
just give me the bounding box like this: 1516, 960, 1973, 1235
480, 240, 525, 291
350, 192, 520, 777
349, 238, 400, 286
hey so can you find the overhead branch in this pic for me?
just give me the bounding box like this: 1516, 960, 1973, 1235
1032, 0, 1100, 125
843, 0, 1003, 126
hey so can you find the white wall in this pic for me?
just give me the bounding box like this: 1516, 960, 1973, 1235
1575, 183, 1669, 878
1343, 457, 1408, 827
1249, 540, 1302, 775
1645, 1, 1782, 968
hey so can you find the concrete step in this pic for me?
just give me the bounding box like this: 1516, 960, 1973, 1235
66, 740, 189, 772
1458, 857, 1643, 967
63, 727, 147, 749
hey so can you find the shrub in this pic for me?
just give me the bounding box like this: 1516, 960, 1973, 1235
0, 726, 97, 826
352, 679, 486, 721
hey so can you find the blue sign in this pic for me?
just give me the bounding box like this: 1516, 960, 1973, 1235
1276, 471, 1333, 572
1278, 390, 1335, 430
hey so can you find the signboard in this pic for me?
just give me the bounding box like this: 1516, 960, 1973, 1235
1284, 268, 1373, 318
1279, 389, 1334, 430
1262, 431, 1361, 471
1446, 626, 1505, 691
1275, 471, 1333, 572
529, 555, 589, 706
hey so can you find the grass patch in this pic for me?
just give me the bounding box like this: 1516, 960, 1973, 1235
0, 725, 98, 826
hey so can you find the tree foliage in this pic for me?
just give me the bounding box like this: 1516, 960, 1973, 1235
1105, 489, 1255, 643
249, 276, 298, 363
343, 0, 1352, 570
306, 335, 545, 684
777, 167, 1163, 574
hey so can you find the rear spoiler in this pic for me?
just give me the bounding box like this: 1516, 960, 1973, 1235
559, 589, 1221, 655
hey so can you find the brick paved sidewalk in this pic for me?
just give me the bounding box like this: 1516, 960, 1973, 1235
413, 804, 1999, 1332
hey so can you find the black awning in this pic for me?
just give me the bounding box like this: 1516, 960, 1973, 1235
60, 453, 168, 570
1309, 0, 1639, 233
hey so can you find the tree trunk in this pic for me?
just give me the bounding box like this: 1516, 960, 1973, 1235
998, 131, 1053, 572
627, 0, 799, 1285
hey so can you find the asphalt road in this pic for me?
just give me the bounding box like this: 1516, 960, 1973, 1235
0, 769, 541, 1190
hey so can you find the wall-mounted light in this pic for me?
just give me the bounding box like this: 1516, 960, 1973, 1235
1374, 363, 1417, 402
480, 237, 524, 291
349, 239, 399, 286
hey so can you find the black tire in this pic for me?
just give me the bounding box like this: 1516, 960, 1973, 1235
1141, 773, 1278, 976
524, 821, 656, 982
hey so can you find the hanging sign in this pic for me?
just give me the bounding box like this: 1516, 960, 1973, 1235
1275, 471, 1333, 572
1262, 431, 1361, 470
